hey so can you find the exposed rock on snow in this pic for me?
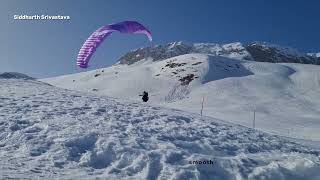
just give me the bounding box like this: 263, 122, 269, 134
0, 72, 34, 80
1, 79, 320, 179
179, 74, 195, 85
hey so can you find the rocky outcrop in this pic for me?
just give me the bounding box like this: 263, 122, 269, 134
246, 42, 319, 65
0, 72, 34, 80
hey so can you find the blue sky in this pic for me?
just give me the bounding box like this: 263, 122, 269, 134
1, 0, 320, 78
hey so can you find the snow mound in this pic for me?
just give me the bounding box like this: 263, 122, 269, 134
0, 72, 34, 80
1, 79, 319, 179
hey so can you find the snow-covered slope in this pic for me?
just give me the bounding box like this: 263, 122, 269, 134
1, 79, 320, 179
43, 53, 320, 141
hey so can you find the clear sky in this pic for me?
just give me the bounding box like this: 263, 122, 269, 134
1, 0, 320, 78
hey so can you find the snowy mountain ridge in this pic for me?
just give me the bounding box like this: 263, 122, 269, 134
118, 41, 251, 65
248, 42, 304, 57
308, 52, 320, 58
118, 41, 319, 65
246, 42, 319, 64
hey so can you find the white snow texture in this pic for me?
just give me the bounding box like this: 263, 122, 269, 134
1, 79, 320, 179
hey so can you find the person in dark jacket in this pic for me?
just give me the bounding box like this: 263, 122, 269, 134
140, 91, 149, 102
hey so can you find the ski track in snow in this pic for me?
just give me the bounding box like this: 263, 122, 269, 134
0, 79, 320, 179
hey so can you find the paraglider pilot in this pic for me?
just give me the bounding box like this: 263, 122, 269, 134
139, 91, 149, 102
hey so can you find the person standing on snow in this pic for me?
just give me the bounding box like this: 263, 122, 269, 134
139, 91, 149, 102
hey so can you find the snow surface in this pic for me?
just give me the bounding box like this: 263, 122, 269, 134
1, 79, 320, 179
43, 54, 320, 142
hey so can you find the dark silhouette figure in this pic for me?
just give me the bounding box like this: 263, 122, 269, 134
140, 91, 149, 102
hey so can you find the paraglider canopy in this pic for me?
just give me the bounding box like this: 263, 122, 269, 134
77, 21, 152, 68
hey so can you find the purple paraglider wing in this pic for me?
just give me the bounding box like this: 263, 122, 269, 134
77, 21, 152, 68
